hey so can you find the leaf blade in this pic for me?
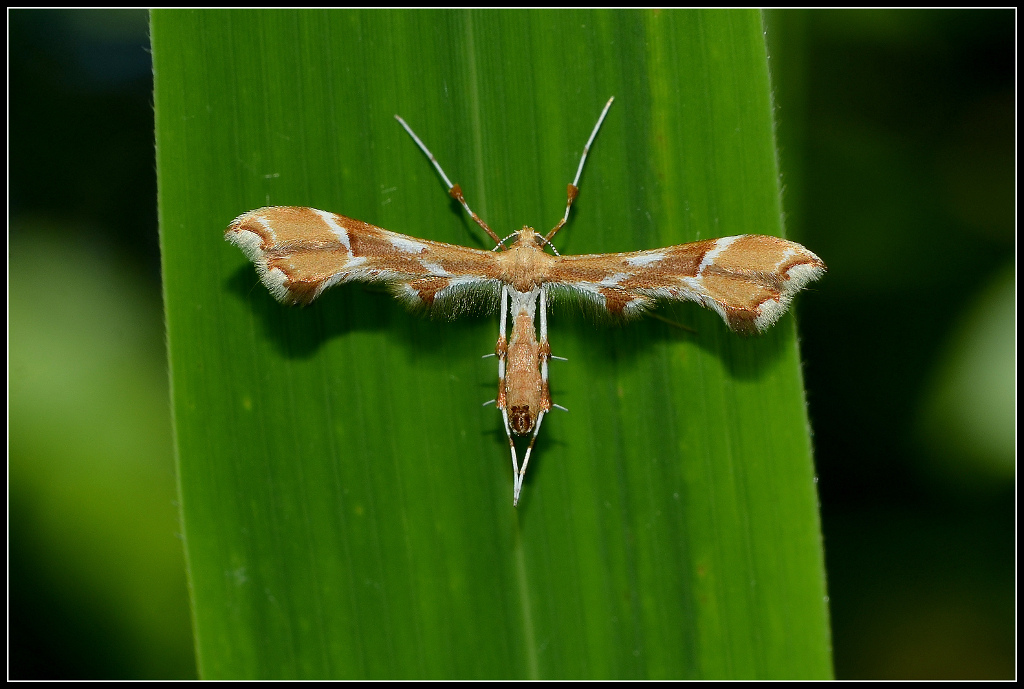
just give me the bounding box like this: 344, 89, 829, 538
154, 8, 831, 679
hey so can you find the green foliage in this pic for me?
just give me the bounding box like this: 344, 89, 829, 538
153, 9, 831, 678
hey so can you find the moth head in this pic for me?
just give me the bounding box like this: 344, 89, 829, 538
509, 405, 535, 435
513, 227, 545, 247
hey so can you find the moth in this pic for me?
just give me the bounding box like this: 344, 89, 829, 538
225, 98, 825, 506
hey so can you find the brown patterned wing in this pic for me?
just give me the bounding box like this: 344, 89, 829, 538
226, 206, 503, 314
545, 235, 826, 334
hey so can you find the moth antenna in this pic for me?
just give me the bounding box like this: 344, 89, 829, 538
546, 96, 615, 242
492, 231, 518, 251
536, 233, 562, 257
395, 114, 503, 246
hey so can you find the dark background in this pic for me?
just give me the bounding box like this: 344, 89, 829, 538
9, 9, 1014, 679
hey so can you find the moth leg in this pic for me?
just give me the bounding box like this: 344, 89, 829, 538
394, 114, 502, 246
501, 407, 520, 499
546, 96, 615, 242
494, 285, 521, 497
538, 288, 554, 417
514, 410, 546, 507
539, 287, 550, 391
495, 285, 509, 410
513, 288, 554, 506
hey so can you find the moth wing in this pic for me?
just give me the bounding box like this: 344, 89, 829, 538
545, 235, 825, 334
226, 206, 503, 315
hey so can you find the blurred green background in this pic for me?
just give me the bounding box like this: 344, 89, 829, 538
8, 8, 1013, 679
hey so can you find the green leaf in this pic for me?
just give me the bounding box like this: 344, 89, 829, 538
153, 8, 832, 679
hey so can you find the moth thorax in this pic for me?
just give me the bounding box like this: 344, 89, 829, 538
509, 405, 535, 435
